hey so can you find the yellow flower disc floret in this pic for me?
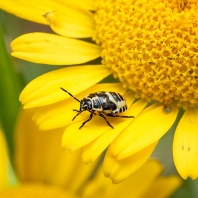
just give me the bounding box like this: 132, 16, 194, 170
94, 0, 198, 108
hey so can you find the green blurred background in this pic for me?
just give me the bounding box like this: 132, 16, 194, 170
0, 9, 198, 198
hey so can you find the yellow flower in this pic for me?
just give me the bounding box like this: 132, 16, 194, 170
0, 131, 10, 190
1, 0, 198, 182
0, 110, 182, 198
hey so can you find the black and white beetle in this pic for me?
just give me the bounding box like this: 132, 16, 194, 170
60, 87, 134, 129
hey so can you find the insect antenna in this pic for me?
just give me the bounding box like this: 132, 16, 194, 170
60, 87, 81, 103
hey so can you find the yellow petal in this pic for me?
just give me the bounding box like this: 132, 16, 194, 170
56, 0, 95, 11
141, 176, 182, 198
103, 142, 158, 184
11, 33, 101, 65
49, 148, 99, 193
110, 103, 179, 160
15, 109, 79, 184
81, 159, 181, 198
173, 107, 198, 180
19, 65, 110, 108
103, 160, 164, 198
139, 101, 162, 115
65, 158, 99, 193
0, 184, 78, 198
49, 149, 82, 187
0, 0, 94, 25
15, 108, 46, 182
81, 98, 148, 164
0, 0, 66, 25
62, 84, 127, 152
81, 166, 112, 198
33, 83, 124, 131
44, 9, 95, 38
0, 130, 9, 189
14, 109, 97, 190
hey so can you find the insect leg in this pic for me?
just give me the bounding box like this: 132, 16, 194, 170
79, 113, 93, 129
73, 103, 83, 113
88, 110, 96, 115
73, 109, 96, 115
60, 87, 81, 103
99, 113, 114, 129
119, 115, 134, 118
72, 110, 85, 121
106, 113, 134, 118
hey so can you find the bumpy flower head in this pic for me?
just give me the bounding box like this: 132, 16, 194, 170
94, 0, 198, 108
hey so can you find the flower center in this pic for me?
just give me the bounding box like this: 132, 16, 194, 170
94, 0, 198, 108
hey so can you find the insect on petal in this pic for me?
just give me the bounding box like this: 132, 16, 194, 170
33, 83, 125, 131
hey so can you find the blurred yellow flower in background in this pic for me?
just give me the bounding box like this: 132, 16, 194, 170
0, 110, 182, 198
0, 130, 10, 190
1, 0, 198, 183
